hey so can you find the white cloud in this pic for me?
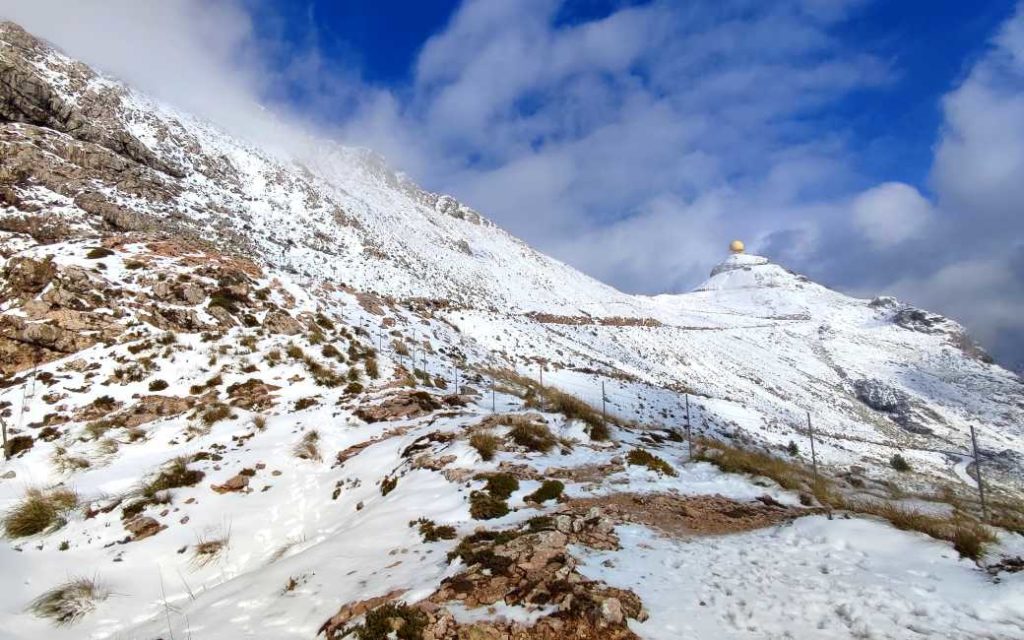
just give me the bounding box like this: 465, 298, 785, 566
851, 182, 933, 248
932, 7, 1024, 238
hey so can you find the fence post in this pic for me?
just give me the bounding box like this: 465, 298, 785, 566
539, 364, 543, 387
1, 416, 8, 461
491, 384, 496, 413
806, 411, 819, 485
601, 381, 607, 423
685, 394, 693, 461
970, 425, 988, 521
454, 366, 460, 395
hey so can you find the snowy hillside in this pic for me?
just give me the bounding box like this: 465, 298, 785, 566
2, 20, 1023, 640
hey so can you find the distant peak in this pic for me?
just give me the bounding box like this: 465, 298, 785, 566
695, 252, 815, 293
709, 252, 769, 277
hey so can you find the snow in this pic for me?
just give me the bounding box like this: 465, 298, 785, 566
577, 517, 1024, 639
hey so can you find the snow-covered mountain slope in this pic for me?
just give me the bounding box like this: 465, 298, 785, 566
2, 19, 1020, 490
2, 20, 1024, 640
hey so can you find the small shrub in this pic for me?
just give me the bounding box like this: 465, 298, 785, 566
411, 518, 457, 542
952, 522, 997, 560
294, 397, 319, 411
85, 247, 113, 259
148, 379, 169, 392
28, 577, 108, 626
6, 435, 33, 457
321, 344, 343, 360
890, 453, 911, 472
344, 382, 364, 395
304, 357, 344, 387
351, 602, 427, 640
3, 488, 79, 538
314, 313, 335, 330
364, 357, 380, 379
141, 456, 204, 499
92, 395, 116, 410
201, 403, 232, 426
470, 431, 501, 461
285, 344, 304, 360
479, 473, 519, 499
508, 420, 557, 453
787, 440, 800, 456
526, 480, 565, 503
469, 491, 509, 520
381, 476, 398, 496
626, 448, 677, 476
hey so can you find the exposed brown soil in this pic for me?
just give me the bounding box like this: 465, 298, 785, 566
525, 312, 663, 327
565, 492, 813, 537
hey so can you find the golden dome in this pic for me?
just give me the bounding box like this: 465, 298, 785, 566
729, 239, 745, 254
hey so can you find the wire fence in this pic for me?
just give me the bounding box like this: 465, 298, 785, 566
372, 327, 997, 522
0, 315, 997, 523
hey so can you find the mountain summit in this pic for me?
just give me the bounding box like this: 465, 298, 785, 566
1, 20, 1023, 640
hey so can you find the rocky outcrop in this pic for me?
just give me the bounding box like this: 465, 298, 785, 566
354, 391, 445, 423
320, 509, 646, 640
227, 379, 280, 411
853, 379, 931, 435
1, 255, 55, 299
124, 516, 164, 541
263, 309, 302, 335
0, 21, 185, 178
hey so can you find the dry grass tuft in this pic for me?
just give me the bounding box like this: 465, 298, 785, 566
626, 448, 677, 477
484, 367, 611, 440
696, 438, 805, 491
469, 431, 501, 461
507, 419, 558, 453
141, 456, 204, 499
850, 500, 996, 561
191, 535, 229, 568
28, 577, 107, 626
3, 487, 79, 538
51, 446, 92, 474
200, 403, 233, 426
293, 430, 322, 461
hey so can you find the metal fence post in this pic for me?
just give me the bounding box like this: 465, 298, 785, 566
685, 394, 693, 461
1, 416, 8, 461
491, 384, 496, 413
806, 411, 819, 485
970, 424, 988, 521
601, 381, 607, 423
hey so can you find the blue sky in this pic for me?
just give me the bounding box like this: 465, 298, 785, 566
249, 0, 1013, 190
4, 0, 1023, 370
